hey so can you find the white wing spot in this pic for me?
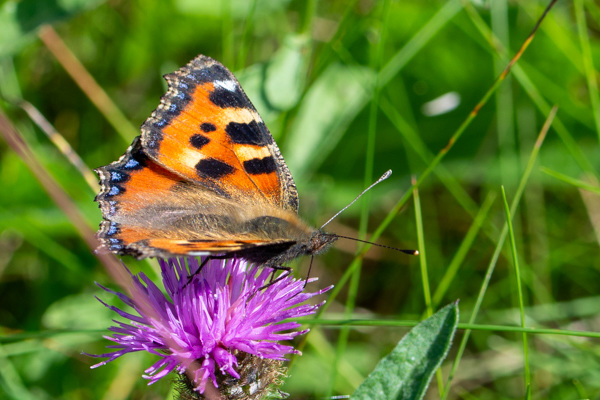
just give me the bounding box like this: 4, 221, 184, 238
214, 79, 237, 92
189, 251, 211, 256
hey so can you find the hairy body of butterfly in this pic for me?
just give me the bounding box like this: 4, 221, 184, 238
95, 55, 337, 266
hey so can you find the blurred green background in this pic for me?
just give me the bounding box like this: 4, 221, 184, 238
1, 0, 600, 399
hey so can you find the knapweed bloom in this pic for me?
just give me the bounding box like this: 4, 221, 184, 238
89, 257, 331, 396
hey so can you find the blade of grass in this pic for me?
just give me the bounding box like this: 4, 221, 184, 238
515, 61, 592, 128
328, 253, 362, 396
501, 185, 531, 396
289, 0, 462, 177
300, 0, 319, 35
541, 167, 600, 195
460, 0, 595, 174
577, 174, 600, 246
488, 294, 600, 323
378, 0, 462, 87
575, 0, 600, 142
13, 315, 600, 341
38, 26, 137, 144
299, 318, 600, 339
329, 1, 391, 395
360, 0, 390, 234
0, 344, 34, 400
585, 0, 600, 22
413, 175, 432, 318
381, 97, 512, 282
381, 79, 521, 310
304, 328, 364, 394
519, 102, 553, 306
412, 174, 442, 392
432, 191, 497, 307
511, 65, 594, 174
440, 105, 557, 399
312, 0, 362, 74
572, 379, 590, 399
0, 112, 215, 393
221, 0, 234, 68
492, 0, 517, 192
235, 0, 258, 70
0, 110, 98, 255
18, 100, 99, 192
295, 2, 556, 375
0, 209, 83, 273
359, 0, 558, 261
380, 97, 481, 221
525, 2, 584, 75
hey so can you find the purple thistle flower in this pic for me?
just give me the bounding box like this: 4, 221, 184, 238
89, 257, 331, 394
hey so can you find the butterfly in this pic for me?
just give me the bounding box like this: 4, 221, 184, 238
95, 55, 338, 266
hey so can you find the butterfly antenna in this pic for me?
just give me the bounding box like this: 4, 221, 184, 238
320, 170, 392, 229
334, 234, 418, 256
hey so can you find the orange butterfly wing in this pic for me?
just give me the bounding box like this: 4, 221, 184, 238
95, 55, 340, 262
95, 137, 298, 259
140, 55, 298, 212
95, 56, 320, 259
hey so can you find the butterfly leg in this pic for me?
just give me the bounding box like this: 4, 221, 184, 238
302, 255, 315, 289
256, 265, 292, 292
185, 255, 229, 286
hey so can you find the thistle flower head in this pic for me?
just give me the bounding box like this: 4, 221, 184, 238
89, 257, 330, 395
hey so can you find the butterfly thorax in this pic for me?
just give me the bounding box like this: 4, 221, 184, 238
228, 210, 337, 265
254, 229, 338, 267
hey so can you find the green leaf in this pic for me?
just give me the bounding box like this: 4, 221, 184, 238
42, 292, 113, 331
0, 0, 104, 57
236, 63, 281, 132
175, 0, 291, 18
351, 302, 459, 400
284, 63, 375, 178
265, 34, 310, 110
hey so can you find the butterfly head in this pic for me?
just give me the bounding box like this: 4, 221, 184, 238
259, 230, 337, 267
308, 230, 338, 256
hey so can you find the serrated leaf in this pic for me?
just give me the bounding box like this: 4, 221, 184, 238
351, 302, 459, 400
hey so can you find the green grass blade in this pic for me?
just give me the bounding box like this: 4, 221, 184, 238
461, 1, 595, 174
432, 191, 497, 307
501, 185, 531, 394
379, 0, 462, 86
0, 344, 35, 400
575, 0, 600, 142
413, 177, 432, 318
541, 167, 600, 195
331, 2, 391, 395
38, 26, 138, 144
355, 2, 554, 259
440, 106, 557, 398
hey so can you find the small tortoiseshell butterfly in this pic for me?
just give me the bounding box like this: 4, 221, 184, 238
95, 55, 338, 266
